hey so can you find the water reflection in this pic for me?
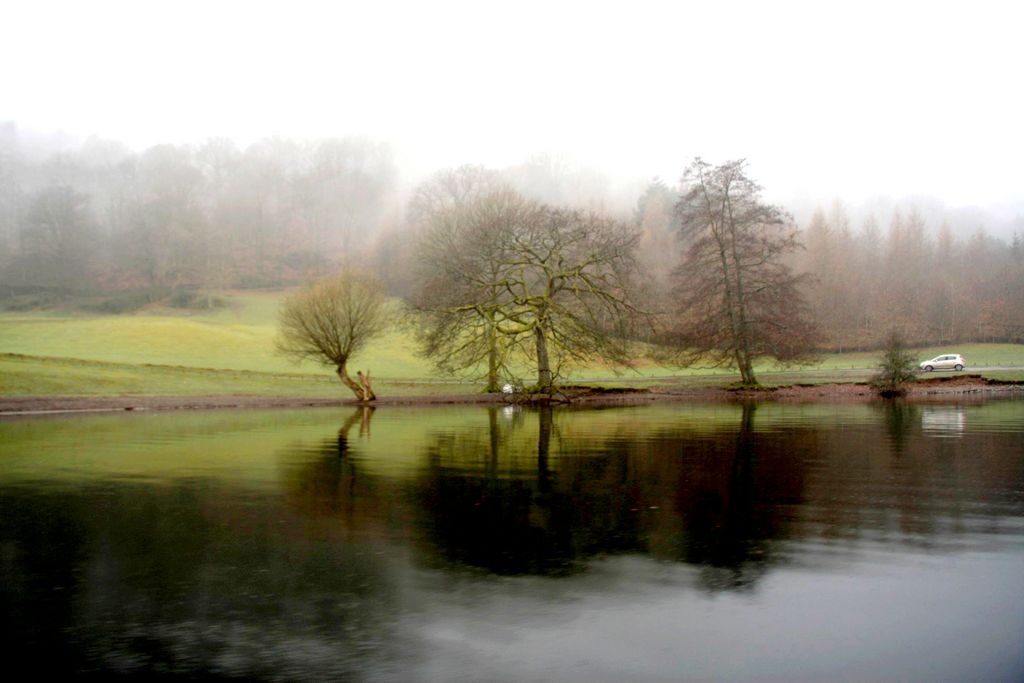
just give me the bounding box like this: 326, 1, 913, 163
921, 405, 966, 436
1, 482, 404, 679
287, 406, 373, 520
876, 399, 921, 454
277, 400, 1022, 590
416, 405, 581, 577
2, 401, 1023, 679
405, 402, 801, 589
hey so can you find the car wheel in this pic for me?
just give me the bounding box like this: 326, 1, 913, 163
955, 364, 963, 371
924, 365, 933, 372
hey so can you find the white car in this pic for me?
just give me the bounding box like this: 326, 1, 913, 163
919, 354, 966, 372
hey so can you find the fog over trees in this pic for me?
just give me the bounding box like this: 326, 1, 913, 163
796, 203, 1024, 348
1, 124, 1022, 370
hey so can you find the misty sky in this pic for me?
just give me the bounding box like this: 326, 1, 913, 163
4, 0, 1022, 209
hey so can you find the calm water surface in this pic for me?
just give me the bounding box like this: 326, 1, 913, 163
2, 400, 1023, 681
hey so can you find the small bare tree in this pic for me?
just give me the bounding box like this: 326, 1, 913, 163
276, 270, 389, 401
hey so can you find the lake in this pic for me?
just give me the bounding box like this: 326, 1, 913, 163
2, 400, 1023, 681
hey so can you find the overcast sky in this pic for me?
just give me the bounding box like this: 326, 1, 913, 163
4, 0, 1022, 209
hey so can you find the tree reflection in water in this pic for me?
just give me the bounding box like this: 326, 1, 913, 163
286, 406, 373, 521
2, 406, 403, 680
878, 399, 922, 455
3, 401, 1022, 678
415, 405, 577, 576
407, 402, 804, 591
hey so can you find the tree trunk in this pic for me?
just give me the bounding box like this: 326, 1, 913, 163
710, 225, 748, 385
723, 199, 757, 386
486, 316, 499, 393
357, 370, 377, 402
534, 323, 552, 390
337, 405, 375, 455
738, 354, 757, 386
731, 285, 757, 384
337, 363, 375, 402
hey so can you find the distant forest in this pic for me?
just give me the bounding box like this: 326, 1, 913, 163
1, 125, 1022, 349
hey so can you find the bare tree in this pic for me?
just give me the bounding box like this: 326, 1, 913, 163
413, 190, 527, 391
415, 190, 642, 392
671, 158, 817, 385
501, 204, 641, 389
276, 270, 390, 401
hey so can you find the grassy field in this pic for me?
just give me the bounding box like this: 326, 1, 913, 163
0, 291, 430, 377
2, 289, 1022, 397
0, 353, 480, 397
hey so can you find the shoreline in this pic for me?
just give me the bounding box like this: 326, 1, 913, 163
1, 376, 1021, 417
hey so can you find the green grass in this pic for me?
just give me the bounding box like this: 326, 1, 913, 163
0, 290, 433, 378
1, 289, 1022, 397
804, 343, 1024, 371
0, 354, 478, 398
569, 343, 1024, 389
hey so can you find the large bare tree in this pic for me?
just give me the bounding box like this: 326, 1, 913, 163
413, 189, 527, 391
671, 158, 817, 385
501, 204, 641, 389
276, 270, 389, 401
415, 190, 641, 392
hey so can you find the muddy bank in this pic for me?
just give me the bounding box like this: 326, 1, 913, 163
1, 375, 1020, 417
0, 392, 506, 416
738, 375, 1024, 402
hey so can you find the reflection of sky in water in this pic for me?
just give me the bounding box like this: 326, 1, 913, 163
1, 401, 1022, 680
921, 407, 966, 436
71, 551, 1024, 681
397, 555, 1024, 683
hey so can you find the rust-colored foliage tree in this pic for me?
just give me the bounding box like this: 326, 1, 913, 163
671, 158, 818, 385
